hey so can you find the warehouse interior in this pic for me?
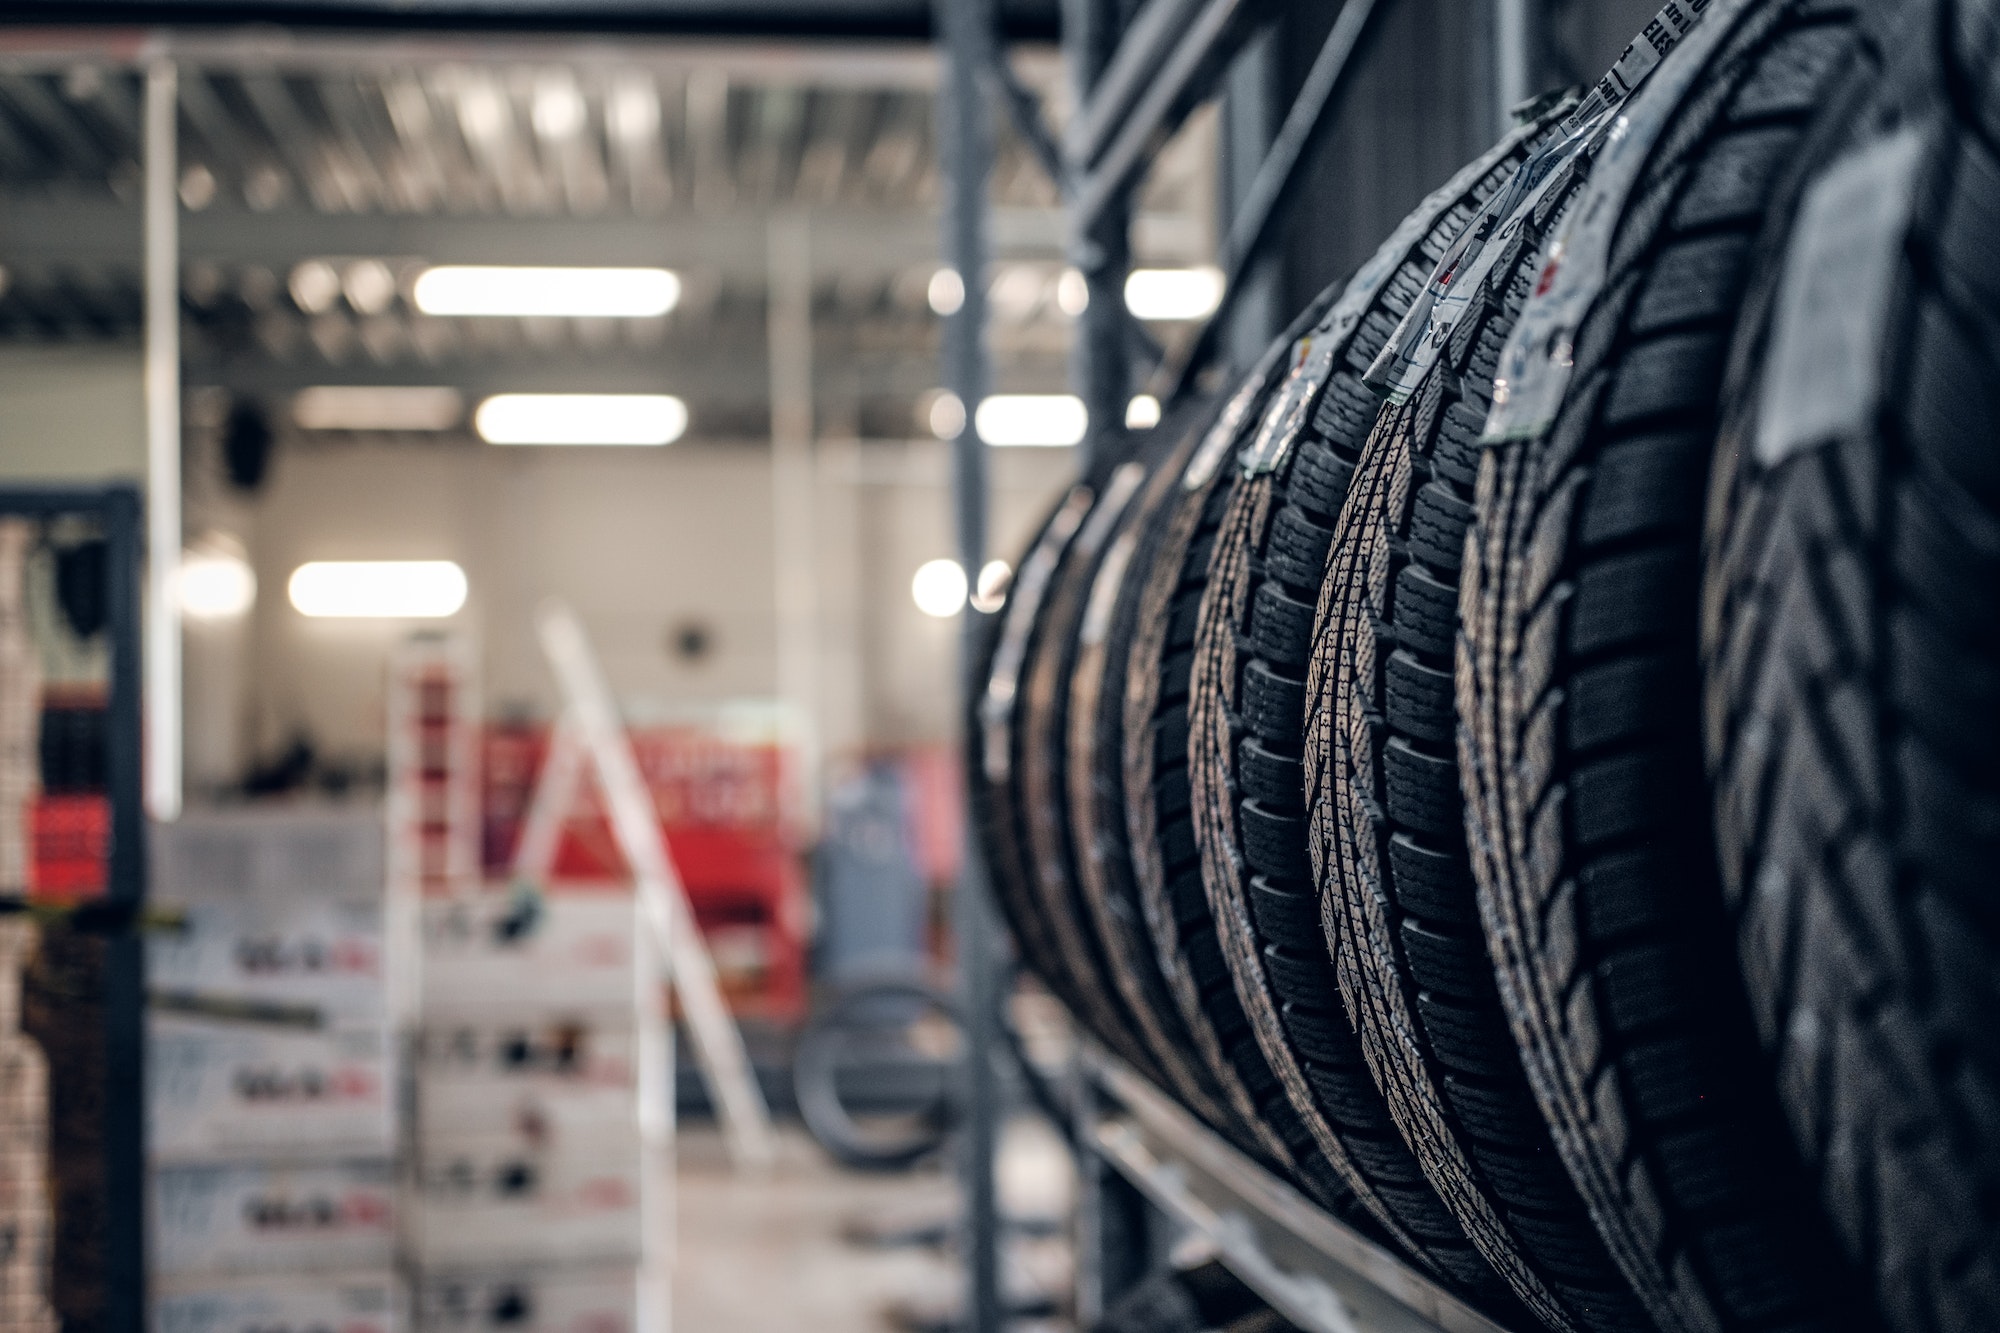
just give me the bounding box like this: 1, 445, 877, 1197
3, 0, 1995, 1332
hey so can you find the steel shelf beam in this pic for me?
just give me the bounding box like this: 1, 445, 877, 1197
1092, 1054, 1523, 1333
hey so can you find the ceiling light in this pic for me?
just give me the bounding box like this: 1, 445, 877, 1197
177, 550, 256, 621
293, 386, 464, 433
1126, 394, 1162, 429
454, 80, 510, 146
989, 265, 1045, 320
975, 394, 1087, 447
289, 260, 341, 315
412, 266, 681, 319
288, 561, 467, 619
928, 268, 965, 317
970, 559, 1012, 613
531, 74, 587, 141
911, 559, 968, 618
607, 75, 660, 145
1057, 267, 1089, 317
179, 164, 216, 211
1125, 266, 1225, 321
343, 259, 398, 315
927, 390, 966, 440
475, 393, 687, 446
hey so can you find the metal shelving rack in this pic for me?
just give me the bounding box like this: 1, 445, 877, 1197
0, 484, 147, 1333
937, 1, 1546, 1329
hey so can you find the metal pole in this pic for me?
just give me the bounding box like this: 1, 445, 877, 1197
1220, 26, 1282, 372
102, 484, 147, 1333
1067, 0, 1133, 472
936, 2, 1003, 1329
143, 59, 181, 821
768, 211, 821, 835
1494, 0, 1533, 134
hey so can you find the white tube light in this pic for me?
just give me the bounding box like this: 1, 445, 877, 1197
975, 394, 1087, 447
412, 266, 681, 318
1125, 266, 1225, 321
1126, 394, 1162, 429
475, 394, 688, 447
293, 386, 464, 432
289, 561, 467, 619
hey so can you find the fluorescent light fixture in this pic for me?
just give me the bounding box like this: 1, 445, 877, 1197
342, 259, 397, 315
177, 550, 256, 621
293, 386, 464, 433
970, 559, 1012, 614
288, 561, 467, 619
412, 266, 681, 319
975, 394, 1087, 447
1126, 394, 1162, 429
1125, 266, 1225, 321
911, 559, 968, 618
1056, 267, 1089, 316
475, 394, 688, 447
289, 259, 341, 314
927, 390, 966, 440
928, 268, 964, 317
532, 73, 587, 140
988, 265, 1046, 319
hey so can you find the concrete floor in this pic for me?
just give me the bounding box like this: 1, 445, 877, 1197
672, 1120, 1074, 1333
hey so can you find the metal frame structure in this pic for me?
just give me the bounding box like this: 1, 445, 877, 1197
0, 483, 147, 1333
944, 0, 1557, 1328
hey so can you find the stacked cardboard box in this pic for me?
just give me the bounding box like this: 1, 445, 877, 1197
149, 809, 403, 1333
410, 888, 663, 1333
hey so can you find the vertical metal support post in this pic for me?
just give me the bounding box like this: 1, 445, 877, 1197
936, 1, 1003, 1329
143, 60, 181, 822
103, 485, 147, 1333
1493, 0, 1535, 135
1220, 26, 1283, 371
1066, 0, 1133, 473
768, 212, 821, 830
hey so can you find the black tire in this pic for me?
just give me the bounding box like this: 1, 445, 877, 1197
1457, 4, 1874, 1333
1187, 121, 1557, 1315
971, 483, 1100, 1020
1019, 448, 1180, 1080
1067, 393, 1269, 1141
1309, 148, 1665, 1330
793, 978, 960, 1172
1701, 3, 2000, 1329
1122, 285, 1365, 1212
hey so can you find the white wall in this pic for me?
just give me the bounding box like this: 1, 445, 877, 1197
0, 346, 145, 484
236, 435, 1072, 769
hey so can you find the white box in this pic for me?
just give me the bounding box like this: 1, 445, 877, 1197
154, 808, 385, 903
152, 1162, 396, 1277
414, 1009, 635, 1144
153, 1271, 402, 1333
422, 894, 637, 1013
415, 1266, 642, 1333
149, 1015, 394, 1163
406, 1134, 643, 1268
148, 895, 388, 1022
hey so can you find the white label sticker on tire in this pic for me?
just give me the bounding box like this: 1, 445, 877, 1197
1365, 0, 1712, 406
1482, 0, 1751, 443
1237, 116, 1548, 477
1754, 127, 1928, 467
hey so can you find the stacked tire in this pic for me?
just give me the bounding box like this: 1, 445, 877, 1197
970, 2, 1998, 1331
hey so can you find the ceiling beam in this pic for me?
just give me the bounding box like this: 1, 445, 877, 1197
0, 21, 1063, 72
181, 342, 1070, 401
0, 190, 1209, 277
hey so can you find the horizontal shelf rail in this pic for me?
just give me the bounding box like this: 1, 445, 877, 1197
1090, 1053, 1522, 1333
